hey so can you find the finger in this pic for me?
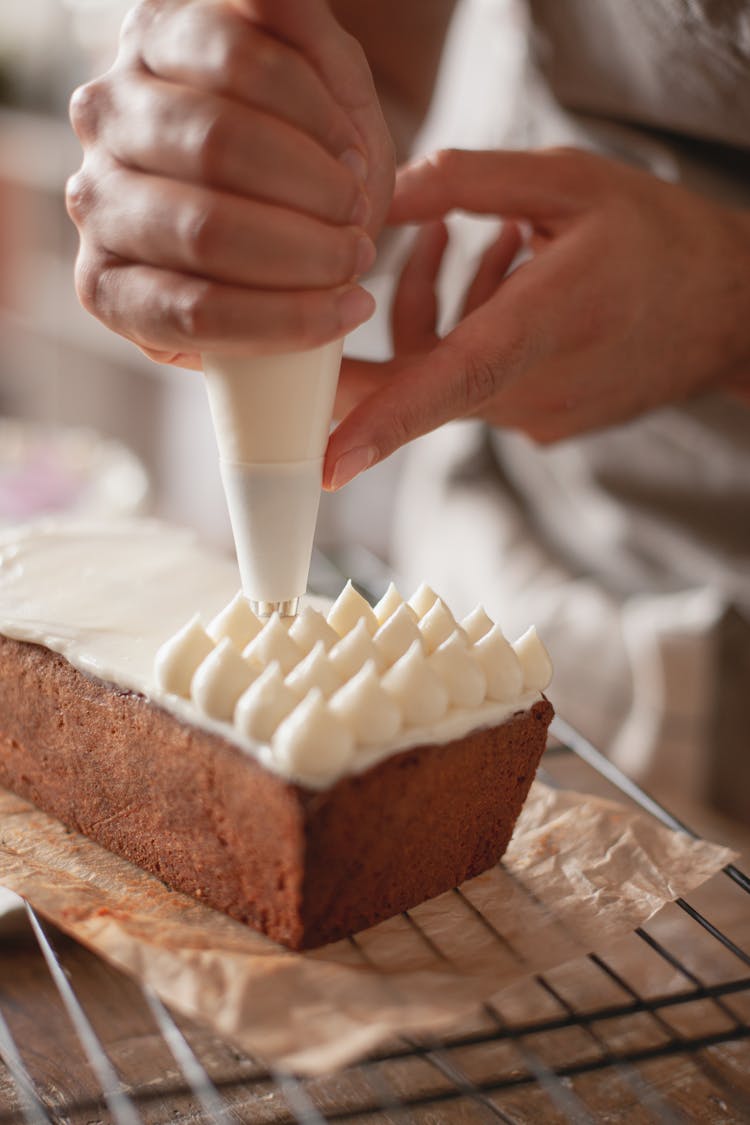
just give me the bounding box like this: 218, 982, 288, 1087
323, 297, 552, 489
334, 356, 403, 420
461, 220, 523, 317
73, 251, 375, 356
74, 163, 375, 290
100, 74, 367, 226
389, 148, 605, 224
392, 220, 448, 354
136, 2, 362, 158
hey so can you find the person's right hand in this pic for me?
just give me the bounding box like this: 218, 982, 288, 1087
66, 0, 395, 369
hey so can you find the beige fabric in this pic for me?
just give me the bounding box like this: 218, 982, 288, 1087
390, 0, 750, 817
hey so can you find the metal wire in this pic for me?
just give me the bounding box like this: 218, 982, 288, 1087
0, 716, 746, 1123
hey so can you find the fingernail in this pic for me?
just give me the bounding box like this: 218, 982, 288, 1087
340, 147, 368, 183
350, 189, 371, 228
355, 234, 376, 277
330, 445, 378, 490
337, 286, 375, 331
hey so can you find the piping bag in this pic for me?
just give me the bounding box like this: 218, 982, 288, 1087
202, 341, 343, 618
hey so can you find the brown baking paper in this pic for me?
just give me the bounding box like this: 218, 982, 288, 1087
0, 781, 735, 1074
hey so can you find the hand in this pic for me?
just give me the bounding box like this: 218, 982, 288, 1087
66, 0, 395, 369
324, 147, 750, 489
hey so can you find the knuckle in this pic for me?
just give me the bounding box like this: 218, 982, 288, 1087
430, 148, 462, 180
170, 279, 215, 342
69, 79, 107, 143
119, 0, 158, 45
179, 200, 221, 266
192, 108, 229, 178
65, 168, 96, 225
74, 250, 106, 319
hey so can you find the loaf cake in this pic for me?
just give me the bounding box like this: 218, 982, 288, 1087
0, 520, 553, 949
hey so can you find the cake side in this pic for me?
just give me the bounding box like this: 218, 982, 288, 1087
0, 633, 552, 949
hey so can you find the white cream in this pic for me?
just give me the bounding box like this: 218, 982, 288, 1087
475, 625, 524, 702
284, 640, 342, 699
243, 613, 302, 675
234, 662, 299, 743
155, 615, 214, 698
373, 603, 423, 667
373, 582, 408, 626
329, 660, 402, 746
328, 618, 382, 680
382, 641, 449, 726
192, 638, 257, 721
207, 592, 262, 650
0, 520, 550, 790
288, 606, 339, 655
408, 582, 438, 620
272, 689, 355, 779
419, 598, 464, 653
429, 633, 487, 708
327, 580, 378, 638
461, 605, 494, 643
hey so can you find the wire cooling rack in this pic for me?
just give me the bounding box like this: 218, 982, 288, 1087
0, 550, 748, 1122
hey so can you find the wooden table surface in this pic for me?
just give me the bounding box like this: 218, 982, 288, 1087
0, 744, 748, 1124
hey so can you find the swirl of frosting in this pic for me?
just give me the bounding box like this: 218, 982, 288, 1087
373, 603, 423, 667
288, 606, 339, 655
285, 640, 342, 699
192, 638, 257, 721
373, 581, 409, 626
327, 579, 378, 638
408, 582, 438, 620
382, 640, 449, 725
329, 618, 382, 680
461, 605, 494, 644
474, 625, 523, 702
243, 612, 302, 675
419, 598, 465, 653
329, 659, 402, 745
513, 626, 553, 692
234, 662, 299, 743
429, 632, 487, 708
207, 592, 261, 650
272, 689, 355, 780
155, 614, 213, 698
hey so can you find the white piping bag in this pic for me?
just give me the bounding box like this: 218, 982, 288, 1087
202, 340, 343, 618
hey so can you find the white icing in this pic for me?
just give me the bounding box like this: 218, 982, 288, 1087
192, 637, 257, 721
408, 582, 438, 620
419, 598, 464, 653
474, 625, 524, 702
284, 640, 342, 699
329, 618, 382, 680
243, 613, 302, 675
429, 632, 487, 708
329, 660, 402, 746
373, 603, 424, 667
327, 580, 378, 638
0, 519, 549, 790
207, 592, 262, 649
272, 689, 355, 778
382, 640, 449, 725
514, 626, 553, 692
461, 605, 494, 643
288, 606, 339, 655
373, 582, 408, 625
234, 662, 299, 743
155, 614, 214, 698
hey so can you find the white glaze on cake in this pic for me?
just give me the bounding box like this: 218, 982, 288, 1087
0, 520, 552, 789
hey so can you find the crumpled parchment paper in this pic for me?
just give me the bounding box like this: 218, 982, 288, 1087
0, 781, 734, 1074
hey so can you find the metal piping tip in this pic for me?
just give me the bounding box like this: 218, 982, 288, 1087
251, 598, 300, 619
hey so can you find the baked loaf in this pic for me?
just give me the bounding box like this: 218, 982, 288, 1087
0, 521, 553, 949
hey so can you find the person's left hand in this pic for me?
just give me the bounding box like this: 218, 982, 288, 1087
324, 147, 750, 490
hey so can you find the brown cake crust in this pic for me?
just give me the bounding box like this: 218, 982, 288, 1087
0, 635, 553, 949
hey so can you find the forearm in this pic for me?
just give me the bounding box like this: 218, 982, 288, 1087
330, 0, 457, 156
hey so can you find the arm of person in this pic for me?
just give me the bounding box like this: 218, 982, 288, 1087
325, 147, 750, 489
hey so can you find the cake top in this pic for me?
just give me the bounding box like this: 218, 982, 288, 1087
0, 520, 552, 789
